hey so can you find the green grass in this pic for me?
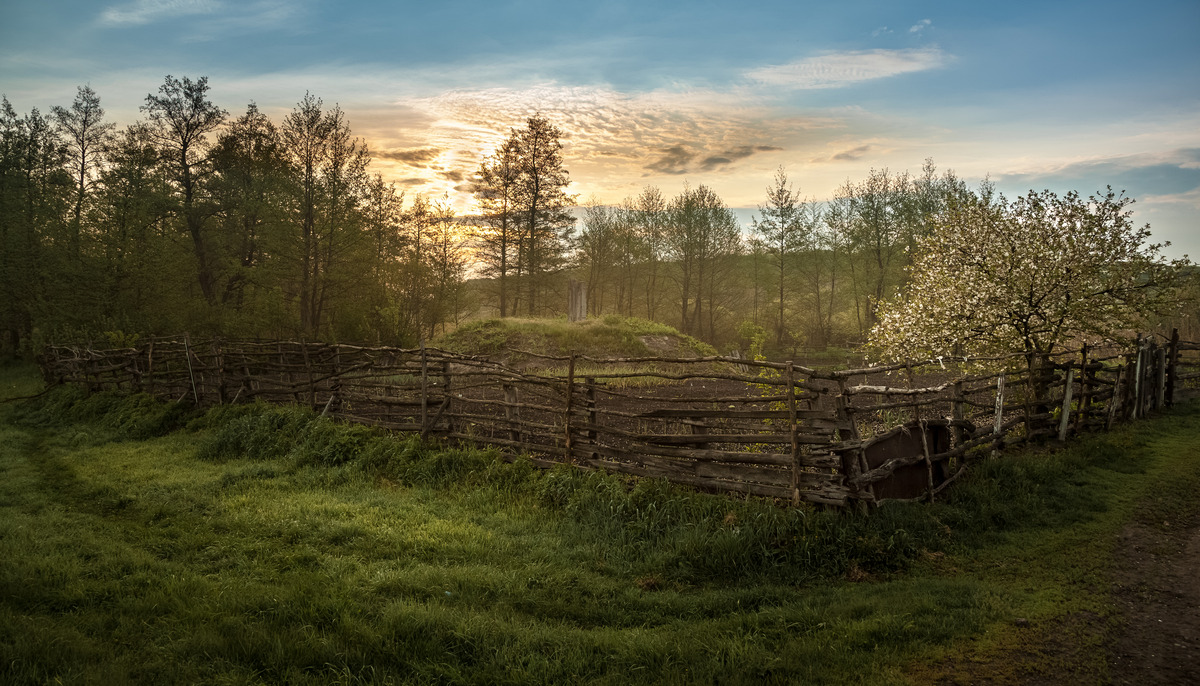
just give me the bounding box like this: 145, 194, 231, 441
2, 362, 1199, 684
436, 315, 718, 362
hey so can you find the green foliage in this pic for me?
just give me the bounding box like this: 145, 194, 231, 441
4, 356, 1200, 683
437, 315, 716, 361
870, 187, 1189, 364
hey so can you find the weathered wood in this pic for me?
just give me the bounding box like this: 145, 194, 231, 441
184, 334, 199, 404
1058, 366, 1075, 441
992, 373, 1005, 458
1167, 328, 1180, 405
564, 354, 576, 462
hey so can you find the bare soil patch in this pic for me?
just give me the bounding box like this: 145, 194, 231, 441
1108, 521, 1200, 684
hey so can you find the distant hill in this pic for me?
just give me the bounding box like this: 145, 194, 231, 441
434, 315, 717, 367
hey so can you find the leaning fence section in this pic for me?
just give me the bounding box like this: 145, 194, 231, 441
39, 330, 1200, 509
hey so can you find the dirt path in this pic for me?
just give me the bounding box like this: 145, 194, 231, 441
1108, 521, 1200, 683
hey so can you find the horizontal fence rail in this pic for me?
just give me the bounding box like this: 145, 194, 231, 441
38, 330, 1200, 509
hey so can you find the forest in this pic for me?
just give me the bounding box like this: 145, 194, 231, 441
1, 76, 1191, 358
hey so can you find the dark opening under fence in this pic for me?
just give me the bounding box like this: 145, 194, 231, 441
38, 330, 1200, 510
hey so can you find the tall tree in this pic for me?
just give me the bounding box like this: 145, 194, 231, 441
52, 85, 114, 260
751, 167, 809, 347
665, 184, 742, 340
473, 137, 520, 317
632, 185, 667, 320
210, 103, 289, 313
141, 75, 227, 305
512, 115, 574, 315
280, 93, 370, 337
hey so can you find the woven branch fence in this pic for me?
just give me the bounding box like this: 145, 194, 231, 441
38, 330, 1200, 510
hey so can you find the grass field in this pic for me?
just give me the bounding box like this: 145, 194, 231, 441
2, 361, 1198, 684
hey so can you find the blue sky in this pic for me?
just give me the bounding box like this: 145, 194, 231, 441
2, 0, 1197, 256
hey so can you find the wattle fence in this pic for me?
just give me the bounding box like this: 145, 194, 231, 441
39, 330, 1200, 509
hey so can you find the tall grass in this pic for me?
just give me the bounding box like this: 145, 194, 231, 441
3, 365, 1199, 684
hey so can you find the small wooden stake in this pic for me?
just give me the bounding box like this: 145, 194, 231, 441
992, 373, 1006, 458
1058, 366, 1074, 442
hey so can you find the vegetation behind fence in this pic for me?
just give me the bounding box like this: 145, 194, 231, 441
39, 331, 1200, 509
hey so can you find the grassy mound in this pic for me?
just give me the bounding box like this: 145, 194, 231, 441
435, 315, 717, 366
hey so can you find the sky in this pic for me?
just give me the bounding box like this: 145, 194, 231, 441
2, 0, 1198, 257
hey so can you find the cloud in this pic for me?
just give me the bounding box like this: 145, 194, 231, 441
745, 48, 948, 89
646, 145, 696, 175
832, 144, 874, 162
871, 27, 892, 38
699, 145, 783, 171
909, 19, 932, 35
99, 0, 219, 26
996, 148, 1200, 197
377, 146, 441, 166
97, 0, 301, 38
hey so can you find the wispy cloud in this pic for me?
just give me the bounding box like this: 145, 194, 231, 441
99, 0, 220, 27
745, 48, 948, 89
377, 147, 442, 166
97, 0, 302, 39
909, 19, 932, 35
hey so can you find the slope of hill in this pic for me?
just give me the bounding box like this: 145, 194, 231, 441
434, 315, 717, 367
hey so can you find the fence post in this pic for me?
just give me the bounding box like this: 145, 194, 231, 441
585, 377, 599, 464
420, 340, 429, 435
1058, 365, 1074, 442
835, 377, 873, 512
1155, 344, 1167, 411
147, 340, 155, 398
786, 362, 800, 506
441, 359, 453, 435
564, 354, 576, 461
1167, 328, 1180, 406
184, 333, 199, 405
1107, 364, 1122, 430
992, 373, 1006, 458
952, 380, 966, 449
1133, 342, 1144, 419
504, 384, 520, 443
1075, 345, 1090, 434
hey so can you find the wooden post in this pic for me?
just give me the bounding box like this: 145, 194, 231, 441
951, 380, 966, 449
441, 359, 453, 434
1166, 328, 1180, 406
147, 340, 155, 398
301, 340, 315, 407
786, 362, 800, 506
1074, 346, 1090, 434
420, 340, 429, 435
835, 377, 872, 512
1106, 364, 1122, 430
1155, 340, 1164, 411
1058, 366, 1074, 442
585, 377, 599, 464
564, 354, 576, 460
1132, 343, 1144, 419
184, 334, 199, 405
214, 338, 226, 404
992, 373, 1006, 458
504, 384, 520, 443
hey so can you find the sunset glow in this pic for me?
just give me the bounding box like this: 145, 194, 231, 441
2, 0, 1197, 252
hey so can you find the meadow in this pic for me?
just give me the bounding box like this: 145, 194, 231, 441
2, 361, 1198, 684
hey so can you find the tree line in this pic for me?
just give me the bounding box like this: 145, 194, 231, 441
571, 161, 972, 353
6, 75, 1181, 359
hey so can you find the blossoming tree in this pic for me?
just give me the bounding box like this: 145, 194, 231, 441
868, 188, 1187, 368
